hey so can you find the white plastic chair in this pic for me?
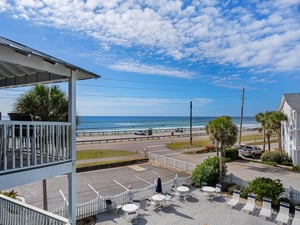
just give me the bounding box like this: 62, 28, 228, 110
259, 197, 272, 220
242, 193, 256, 214
215, 184, 222, 196
227, 190, 240, 208
275, 202, 290, 225
126, 211, 138, 224
292, 206, 300, 225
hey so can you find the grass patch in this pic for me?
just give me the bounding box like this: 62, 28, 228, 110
76, 159, 136, 168
245, 139, 277, 146
167, 139, 210, 150
77, 149, 135, 160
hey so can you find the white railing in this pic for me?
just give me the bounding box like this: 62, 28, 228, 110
53, 175, 192, 220
0, 194, 70, 225
0, 121, 71, 173
148, 152, 196, 174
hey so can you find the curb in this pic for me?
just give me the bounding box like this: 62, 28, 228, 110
76, 158, 149, 173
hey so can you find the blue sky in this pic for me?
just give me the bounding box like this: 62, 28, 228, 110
0, 0, 299, 117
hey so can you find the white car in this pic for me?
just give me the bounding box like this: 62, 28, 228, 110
134, 130, 146, 135
240, 145, 264, 158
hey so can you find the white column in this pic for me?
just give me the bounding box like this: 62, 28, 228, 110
68, 71, 77, 224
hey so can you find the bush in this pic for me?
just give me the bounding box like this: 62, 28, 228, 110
0, 190, 17, 199
204, 145, 216, 151
249, 177, 283, 201
240, 186, 251, 199
225, 148, 239, 161
261, 151, 282, 164
227, 184, 240, 195
262, 161, 278, 166
192, 156, 227, 187
293, 166, 300, 172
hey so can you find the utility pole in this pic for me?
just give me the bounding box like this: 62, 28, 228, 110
239, 87, 245, 146
190, 101, 193, 145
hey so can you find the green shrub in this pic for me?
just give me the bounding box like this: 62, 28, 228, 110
227, 184, 240, 195
261, 151, 282, 164
192, 156, 227, 187
262, 161, 278, 166
293, 166, 300, 172
240, 187, 251, 199
0, 190, 17, 199
249, 177, 283, 201
225, 148, 239, 161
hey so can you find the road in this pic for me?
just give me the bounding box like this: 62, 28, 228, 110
9, 132, 300, 212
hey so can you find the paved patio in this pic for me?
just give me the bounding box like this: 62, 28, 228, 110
94, 187, 285, 225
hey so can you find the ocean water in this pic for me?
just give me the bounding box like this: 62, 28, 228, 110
77, 116, 259, 132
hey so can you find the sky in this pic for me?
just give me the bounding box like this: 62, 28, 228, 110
0, 0, 300, 117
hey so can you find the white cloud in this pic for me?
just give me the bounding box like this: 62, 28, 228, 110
109, 60, 193, 78
4, 0, 300, 75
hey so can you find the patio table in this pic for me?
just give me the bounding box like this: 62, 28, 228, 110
122, 203, 139, 213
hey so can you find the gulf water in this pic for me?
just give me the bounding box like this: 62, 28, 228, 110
77, 116, 259, 132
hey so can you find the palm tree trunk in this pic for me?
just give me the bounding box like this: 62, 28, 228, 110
267, 134, 271, 151
263, 127, 266, 151
219, 143, 223, 184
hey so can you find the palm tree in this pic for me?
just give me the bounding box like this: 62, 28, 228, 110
255, 111, 272, 152
14, 85, 68, 121
13, 84, 68, 210
270, 111, 288, 157
205, 116, 238, 183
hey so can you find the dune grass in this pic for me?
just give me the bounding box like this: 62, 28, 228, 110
76, 149, 135, 160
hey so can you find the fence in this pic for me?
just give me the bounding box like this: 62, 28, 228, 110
223, 173, 300, 204
149, 151, 300, 204
148, 152, 196, 174
0, 194, 69, 225
52, 175, 192, 221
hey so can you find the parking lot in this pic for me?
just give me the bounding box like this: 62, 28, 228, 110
11, 163, 189, 211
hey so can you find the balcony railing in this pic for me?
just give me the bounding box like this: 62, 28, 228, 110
0, 121, 71, 174
0, 194, 70, 225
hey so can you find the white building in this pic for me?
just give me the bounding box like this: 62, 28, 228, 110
279, 93, 300, 166
0, 36, 100, 224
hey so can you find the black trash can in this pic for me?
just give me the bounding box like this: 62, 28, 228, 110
148, 128, 152, 135
106, 199, 113, 212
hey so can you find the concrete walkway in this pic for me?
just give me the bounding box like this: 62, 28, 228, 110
94, 187, 280, 225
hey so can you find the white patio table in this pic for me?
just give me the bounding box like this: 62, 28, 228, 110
176, 186, 190, 194
122, 203, 139, 213
152, 194, 166, 203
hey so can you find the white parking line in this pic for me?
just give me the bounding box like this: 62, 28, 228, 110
135, 176, 152, 185
113, 179, 129, 191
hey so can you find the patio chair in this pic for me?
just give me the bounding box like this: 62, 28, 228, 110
275, 202, 290, 225
259, 197, 272, 220
215, 184, 222, 196
227, 190, 240, 208
242, 193, 256, 214
200, 182, 208, 195
111, 200, 123, 214
126, 211, 138, 224
292, 206, 300, 225
138, 199, 147, 211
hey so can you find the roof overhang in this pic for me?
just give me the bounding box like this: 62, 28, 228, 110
0, 36, 100, 88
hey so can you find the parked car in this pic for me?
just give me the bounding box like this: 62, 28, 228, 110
240, 145, 264, 158
134, 130, 146, 135
175, 128, 183, 133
